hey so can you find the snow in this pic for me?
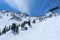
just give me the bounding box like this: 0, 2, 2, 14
0, 12, 60, 40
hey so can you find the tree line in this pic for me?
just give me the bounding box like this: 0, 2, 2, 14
0, 20, 36, 36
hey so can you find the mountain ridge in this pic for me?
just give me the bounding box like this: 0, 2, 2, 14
0, 10, 60, 40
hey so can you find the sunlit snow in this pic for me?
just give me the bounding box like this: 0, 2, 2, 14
0, 12, 60, 40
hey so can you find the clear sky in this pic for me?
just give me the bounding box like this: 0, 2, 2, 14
0, 0, 18, 12
0, 0, 60, 16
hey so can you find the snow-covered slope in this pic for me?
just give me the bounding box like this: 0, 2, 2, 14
0, 10, 60, 40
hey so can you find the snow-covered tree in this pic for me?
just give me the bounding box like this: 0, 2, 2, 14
11, 23, 19, 34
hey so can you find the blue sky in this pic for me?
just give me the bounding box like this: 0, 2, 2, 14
0, 0, 60, 16
0, 0, 18, 12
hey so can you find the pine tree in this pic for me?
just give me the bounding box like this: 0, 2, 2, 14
28, 20, 31, 26
24, 27, 28, 30
32, 20, 36, 23
21, 22, 25, 28
6, 26, 10, 32
17, 24, 20, 27
0, 29, 2, 35
2, 25, 7, 34
9, 26, 11, 30
28, 20, 32, 28
11, 23, 19, 34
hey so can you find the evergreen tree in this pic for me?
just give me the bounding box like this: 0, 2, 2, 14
9, 26, 11, 30
28, 20, 31, 26
6, 26, 9, 32
32, 20, 36, 23
28, 20, 32, 28
17, 24, 20, 27
24, 27, 28, 30
0, 29, 2, 35
21, 22, 25, 28
2, 25, 7, 34
11, 23, 19, 34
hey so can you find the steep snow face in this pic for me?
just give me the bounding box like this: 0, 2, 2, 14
0, 11, 60, 40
